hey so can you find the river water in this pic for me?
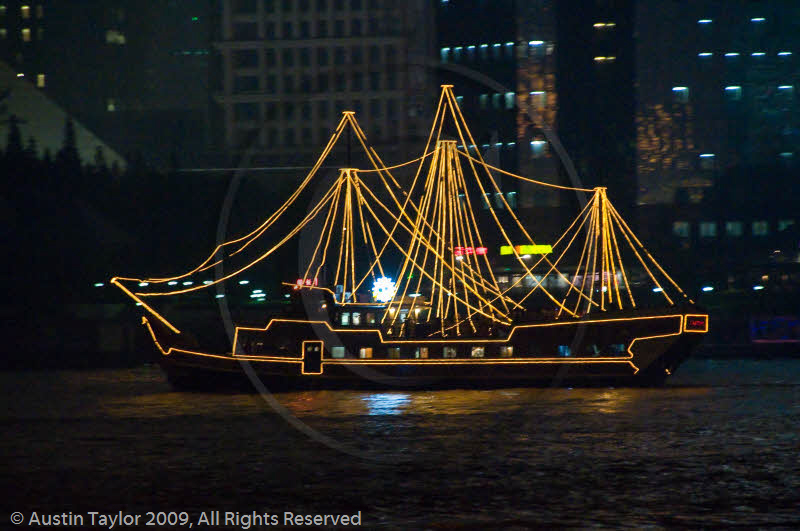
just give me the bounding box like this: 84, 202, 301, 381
1, 358, 798, 529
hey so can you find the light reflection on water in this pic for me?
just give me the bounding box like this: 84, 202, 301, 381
1, 359, 798, 528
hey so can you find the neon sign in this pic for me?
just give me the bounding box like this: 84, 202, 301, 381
454, 246, 488, 256
296, 278, 319, 286
499, 244, 553, 255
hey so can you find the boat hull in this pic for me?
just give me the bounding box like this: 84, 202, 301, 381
143, 310, 708, 390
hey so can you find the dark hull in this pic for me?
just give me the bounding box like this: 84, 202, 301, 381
144, 309, 708, 390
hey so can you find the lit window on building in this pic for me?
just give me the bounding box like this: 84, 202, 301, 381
724, 86, 742, 101
0, 29, 6, 39
479, 93, 488, 109
331, 346, 345, 358
21, 27, 31, 41
697, 19, 712, 24
470, 346, 485, 358
466, 44, 475, 60
358, 347, 372, 359
479, 43, 488, 60
751, 52, 766, 57
780, 152, 794, 161
699, 153, 715, 170
482, 192, 491, 210
750, 17, 765, 23
593, 22, 616, 29
506, 191, 517, 209
778, 220, 795, 231
752, 221, 768, 236
105, 29, 126, 44
699, 222, 717, 238
455, 95, 463, 107
443, 346, 457, 358
672, 221, 690, 238
778, 85, 794, 97
414, 347, 428, 359
453, 46, 462, 61
107, 99, 116, 112
492, 42, 501, 59
529, 91, 546, 110
530, 139, 546, 158
494, 192, 505, 210
725, 221, 743, 237
36, 73, 45, 87
0, 5, 6, 15
672, 86, 689, 103
724, 52, 740, 58
500, 346, 513, 357
504, 92, 515, 109
21, 5, 29, 18
698, 52, 713, 58
594, 56, 616, 63
778, 51, 792, 57
388, 347, 400, 359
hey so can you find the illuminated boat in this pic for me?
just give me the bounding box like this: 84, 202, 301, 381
112, 86, 708, 389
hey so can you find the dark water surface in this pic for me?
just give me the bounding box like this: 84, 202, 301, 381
2, 359, 799, 529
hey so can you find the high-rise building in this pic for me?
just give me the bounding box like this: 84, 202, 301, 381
556, 0, 636, 213
213, 0, 435, 165
1, 1, 211, 167
636, 0, 800, 204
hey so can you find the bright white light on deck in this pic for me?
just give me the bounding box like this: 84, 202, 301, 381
215, 294, 225, 298
652, 287, 663, 292
751, 17, 765, 22
697, 19, 712, 24
409, 293, 422, 298
138, 282, 149, 287
202, 280, 213, 285
372, 276, 396, 303
239, 280, 250, 285
252, 289, 263, 294
701, 286, 714, 292
182, 281, 193, 286
93, 282, 104, 287
284, 293, 290, 298
753, 285, 764, 291
168, 281, 178, 286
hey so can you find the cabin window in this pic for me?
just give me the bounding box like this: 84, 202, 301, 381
558, 345, 571, 357
359, 347, 372, 359
331, 346, 345, 358
500, 345, 513, 357
340, 312, 350, 325
470, 346, 485, 358
415, 346, 428, 359
610, 343, 626, 355
388, 347, 401, 359
443, 346, 457, 358
352, 312, 361, 325
366, 312, 376, 324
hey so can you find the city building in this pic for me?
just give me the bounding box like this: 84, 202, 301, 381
213, 0, 435, 165
0, 0, 211, 167
636, 0, 800, 205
